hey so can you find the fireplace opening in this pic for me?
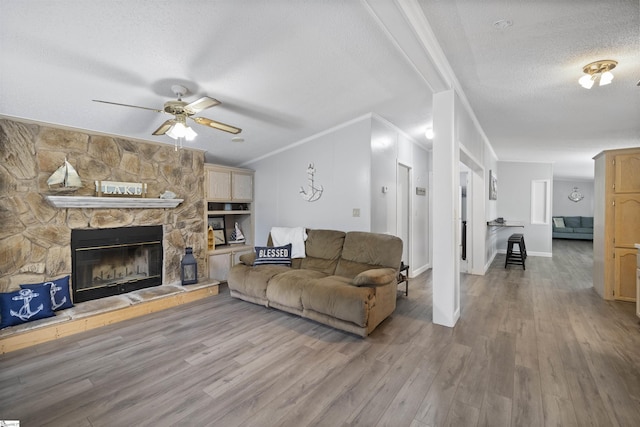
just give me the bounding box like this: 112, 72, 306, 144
71, 226, 163, 303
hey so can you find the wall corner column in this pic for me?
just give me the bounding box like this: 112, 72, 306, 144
432, 89, 460, 327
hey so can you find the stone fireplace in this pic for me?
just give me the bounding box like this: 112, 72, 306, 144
0, 117, 207, 296
71, 225, 163, 303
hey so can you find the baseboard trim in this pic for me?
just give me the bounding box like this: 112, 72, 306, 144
497, 249, 552, 257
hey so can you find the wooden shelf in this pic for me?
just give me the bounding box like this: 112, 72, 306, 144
45, 196, 183, 209
208, 244, 253, 255
207, 210, 251, 215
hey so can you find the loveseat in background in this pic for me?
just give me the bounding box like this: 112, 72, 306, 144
552, 216, 593, 240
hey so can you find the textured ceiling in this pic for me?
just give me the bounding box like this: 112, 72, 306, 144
1, 0, 638, 179
0, 0, 433, 166
419, 0, 640, 179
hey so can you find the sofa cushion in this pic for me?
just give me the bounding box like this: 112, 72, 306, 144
573, 227, 593, 234
559, 227, 575, 233
581, 216, 594, 228
253, 244, 292, 266
239, 252, 256, 265
227, 264, 291, 301
352, 268, 397, 287
301, 277, 375, 327
266, 269, 327, 310
563, 216, 581, 228
335, 232, 403, 278
299, 229, 346, 275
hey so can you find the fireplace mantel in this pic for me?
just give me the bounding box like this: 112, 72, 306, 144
45, 195, 183, 209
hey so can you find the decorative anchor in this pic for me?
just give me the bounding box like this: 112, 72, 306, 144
9, 289, 43, 321
300, 163, 323, 202
568, 186, 584, 202
46, 280, 67, 311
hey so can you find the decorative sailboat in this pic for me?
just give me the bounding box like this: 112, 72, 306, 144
228, 222, 246, 244
47, 158, 82, 192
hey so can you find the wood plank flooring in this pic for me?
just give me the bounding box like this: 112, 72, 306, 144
1, 239, 639, 426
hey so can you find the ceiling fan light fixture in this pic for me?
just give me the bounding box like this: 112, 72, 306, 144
166, 121, 197, 141
166, 122, 186, 139
184, 125, 198, 141
579, 59, 617, 89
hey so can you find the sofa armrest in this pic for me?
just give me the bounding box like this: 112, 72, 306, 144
238, 252, 256, 266
352, 268, 397, 287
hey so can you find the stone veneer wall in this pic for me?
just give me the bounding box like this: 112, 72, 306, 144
0, 118, 206, 293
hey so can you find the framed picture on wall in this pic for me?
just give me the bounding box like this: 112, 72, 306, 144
489, 170, 498, 200
208, 216, 227, 246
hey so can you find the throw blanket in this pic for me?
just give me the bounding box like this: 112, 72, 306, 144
270, 226, 307, 258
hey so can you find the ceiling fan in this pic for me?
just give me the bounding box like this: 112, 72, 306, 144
92, 85, 242, 140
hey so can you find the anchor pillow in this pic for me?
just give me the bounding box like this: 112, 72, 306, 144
21, 275, 74, 311
0, 285, 55, 329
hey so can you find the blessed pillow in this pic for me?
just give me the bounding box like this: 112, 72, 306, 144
0, 285, 55, 329
253, 244, 292, 266
21, 275, 73, 311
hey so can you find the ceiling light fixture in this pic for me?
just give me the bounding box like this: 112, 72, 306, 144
578, 59, 617, 89
165, 115, 197, 150
425, 127, 434, 140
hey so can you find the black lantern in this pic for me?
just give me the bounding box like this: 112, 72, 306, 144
181, 247, 198, 285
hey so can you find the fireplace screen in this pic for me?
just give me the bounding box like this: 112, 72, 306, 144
72, 226, 163, 303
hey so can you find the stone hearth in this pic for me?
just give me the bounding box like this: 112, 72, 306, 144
0, 117, 207, 295
0, 281, 219, 354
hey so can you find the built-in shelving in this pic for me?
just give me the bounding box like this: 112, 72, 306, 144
204, 164, 255, 282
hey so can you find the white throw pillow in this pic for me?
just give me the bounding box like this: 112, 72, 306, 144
553, 217, 565, 228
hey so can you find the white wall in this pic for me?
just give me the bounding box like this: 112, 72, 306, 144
249, 117, 372, 245
370, 118, 398, 234
497, 161, 554, 256
553, 179, 594, 217
411, 142, 431, 273
456, 98, 485, 163
248, 113, 430, 275
452, 92, 498, 273
485, 153, 499, 268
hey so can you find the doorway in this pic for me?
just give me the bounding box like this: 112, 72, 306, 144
397, 163, 411, 267
459, 168, 469, 273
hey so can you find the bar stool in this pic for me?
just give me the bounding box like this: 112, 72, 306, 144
505, 233, 527, 269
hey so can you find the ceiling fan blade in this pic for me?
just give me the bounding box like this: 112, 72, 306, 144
191, 116, 242, 134
93, 99, 163, 113
183, 96, 220, 114
152, 119, 176, 136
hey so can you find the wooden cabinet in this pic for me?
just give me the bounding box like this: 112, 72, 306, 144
205, 166, 253, 201
636, 247, 640, 318
615, 248, 638, 301
204, 164, 254, 282
593, 147, 640, 301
